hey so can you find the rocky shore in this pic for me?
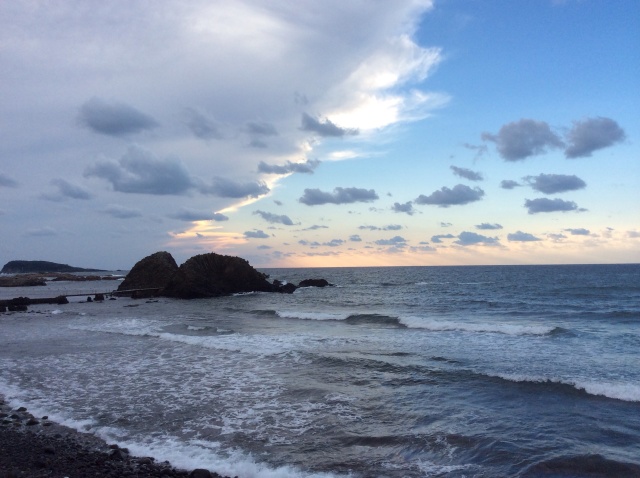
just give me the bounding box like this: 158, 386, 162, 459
0, 396, 233, 478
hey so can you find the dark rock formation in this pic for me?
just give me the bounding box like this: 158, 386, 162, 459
0, 275, 47, 287
162, 253, 274, 299
299, 278, 333, 288
272, 280, 298, 294
117, 251, 179, 293
1, 260, 104, 274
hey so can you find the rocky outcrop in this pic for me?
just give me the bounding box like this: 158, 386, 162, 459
162, 253, 274, 299
298, 278, 333, 288
1, 260, 104, 274
116, 251, 334, 299
117, 251, 179, 292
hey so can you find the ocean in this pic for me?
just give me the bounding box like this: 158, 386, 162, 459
0, 264, 639, 477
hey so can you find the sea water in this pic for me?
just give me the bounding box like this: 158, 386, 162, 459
0, 264, 639, 477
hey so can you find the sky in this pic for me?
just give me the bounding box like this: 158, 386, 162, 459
1, 0, 638, 270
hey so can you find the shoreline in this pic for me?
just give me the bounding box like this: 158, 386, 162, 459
0, 395, 231, 478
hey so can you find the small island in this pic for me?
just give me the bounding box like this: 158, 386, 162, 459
1, 260, 105, 274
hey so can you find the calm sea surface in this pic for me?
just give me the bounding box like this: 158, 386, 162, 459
1, 264, 639, 477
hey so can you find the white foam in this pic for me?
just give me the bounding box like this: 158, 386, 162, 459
51, 309, 64, 315
275, 310, 350, 321
398, 316, 556, 336
94, 434, 340, 478
494, 373, 640, 402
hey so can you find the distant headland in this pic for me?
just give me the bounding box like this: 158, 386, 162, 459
0, 260, 106, 274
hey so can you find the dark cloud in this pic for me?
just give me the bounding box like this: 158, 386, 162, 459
565, 117, 625, 158
525, 198, 581, 214
0, 173, 18, 188
374, 236, 407, 246
298, 240, 321, 247
79, 97, 159, 136
244, 229, 270, 239
525, 173, 586, 194
185, 108, 222, 140
431, 234, 455, 243
324, 239, 345, 247
415, 184, 484, 207
274, 200, 283, 206
450, 165, 483, 181
300, 113, 358, 137
455, 231, 499, 246
299, 187, 379, 205
565, 228, 590, 235
507, 231, 541, 242
476, 223, 503, 230
42, 179, 92, 201
257, 245, 272, 250
85, 146, 193, 195
349, 235, 362, 242
103, 204, 143, 219
482, 119, 564, 161
258, 159, 320, 175
199, 177, 270, 198
254, 210, 294, 225
392, 201, 415, 215
359, 224, 402, 231
500, 180, 521, 189
168, 208, 228, 222
246, 121, 278, 136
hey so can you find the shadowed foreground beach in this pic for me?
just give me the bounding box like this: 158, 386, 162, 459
0, 396, 232, 478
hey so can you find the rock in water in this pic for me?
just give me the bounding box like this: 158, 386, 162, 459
299, 278, 332, 288
162, 252, 274, 299
117, 251, 179, 292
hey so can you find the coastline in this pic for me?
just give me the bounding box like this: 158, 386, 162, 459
0, 395, 231, 478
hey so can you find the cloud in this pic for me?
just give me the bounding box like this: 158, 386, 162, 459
244, 229, 270, 239
257, 245, 272, 250
482, 119, 564, 161
246, 121, 278, 137
301, 224, 328, 231
565, 228, 590, 235
507, 231, 541, 242
455, 231, 499, 246
500, 180, 521, 189
450, 165, 483, 181
415, 184, 484, 207
199, 177, 270, 198
168, 207, 228, 222
564, 117, 625, 158
85, 145, 193, 195
431, 234, 455, 243
299, 187, 379, 205
476, 223, 503, 230
0, 173, 18, 188
25, 227, 57, 237
103, 204, 143, 219
254, 210, 294, 225
185, 108, 222, 140
525, 173, 586, 194
258, 159, 320, 175
41, 179, 92, 201
349, 235, 362, 242
392, 201, 415, 215
627, 231, 640, 239
324, 239, 345, 247
524, 198, 581, 214
300, 113, 358, 137
78, 97, 159, 136
440, 222, 452, 227
359, 224, 402, 231
375, 236, 407, 246
548, 233, 567, 241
